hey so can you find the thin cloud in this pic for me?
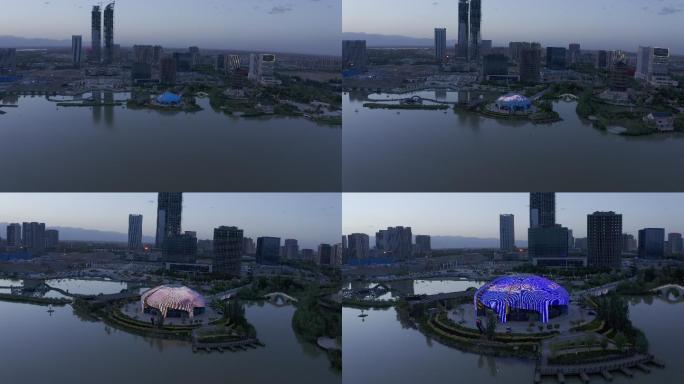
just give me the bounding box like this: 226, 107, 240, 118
269, 5, 294, 14
658, 6, 683, 15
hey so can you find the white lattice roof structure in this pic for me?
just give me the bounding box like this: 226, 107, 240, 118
141, 285, 206, 318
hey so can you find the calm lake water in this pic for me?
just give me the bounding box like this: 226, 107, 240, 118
0, 279, 339, 384
0, 94, 341, 191
343, 91, 684, 192
343, 280, 684, 384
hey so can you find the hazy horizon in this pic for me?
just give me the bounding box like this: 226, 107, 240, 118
343, 0, 684, 54
0, 0, 341, 56
0, 194, 341, 249
343, 193, 684, 241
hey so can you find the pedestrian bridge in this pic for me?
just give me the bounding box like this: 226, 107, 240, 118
651, 284, 684, 302
558, 93, 579, 101
263, 292, 298, 306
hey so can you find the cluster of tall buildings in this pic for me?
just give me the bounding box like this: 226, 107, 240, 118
376, 226, 413, 260
124, 193, 339, 278
457, 0, 482, 62
342, 228, 432, 264
89, 3, 116, 64
521, 192, 624, 268
497, 193, 684, 269
3, 222, 59, 255
635, 46, 678, 87
0, 48, 17, 73
526, 193, 575, 265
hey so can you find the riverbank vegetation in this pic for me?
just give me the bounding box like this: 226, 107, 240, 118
341, 297, 395, 309
206, 75, 341, 125
0, 293, 71, 306
594, 294, 649, 354
617, 265, 684, 295
292, 290, 342, 370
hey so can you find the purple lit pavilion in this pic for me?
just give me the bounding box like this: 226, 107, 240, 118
474, 275, 569, 323
141, 285, 206, 319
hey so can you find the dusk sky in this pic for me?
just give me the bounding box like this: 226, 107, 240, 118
343, 194, 684, 240
0, 194, 341, 248
343, 0, 684, 54
0, 0, 341, 55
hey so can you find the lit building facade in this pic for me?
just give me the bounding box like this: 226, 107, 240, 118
587, 212, 623, 268
213, 226, 243, 277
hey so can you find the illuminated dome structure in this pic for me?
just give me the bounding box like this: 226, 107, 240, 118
156, 91, 181, 105
495, 93, 532, 112
474, 275, 569, 323
141, 285, 206, 319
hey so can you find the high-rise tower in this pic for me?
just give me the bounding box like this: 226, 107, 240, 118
457, 0, 470, 60
499, 214, 515, 251
103, 3, 115, 64
469, 0, 481, 61
72, 35, 82, 67
91, 6, 101, 63
128, 214, 143, 250
434, 28, 447, 63
155, 193, 182, 249
587, 212, 623, 268
213, 226, 244, 277
529, 193, 556, 228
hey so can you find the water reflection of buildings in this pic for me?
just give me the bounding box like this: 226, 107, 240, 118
434, 89, 447, 101
478, 354, 499, 377
104, 92, 114, 126
89, 92, 115, 127
92, 91, 101, 123
1, 93, 19, 104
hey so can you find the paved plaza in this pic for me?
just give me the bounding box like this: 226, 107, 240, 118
120, 300, 222, 326
447, 300, 596, 334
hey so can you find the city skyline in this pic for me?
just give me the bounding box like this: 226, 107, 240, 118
0, 0, 341, 55
0, 193, 341, 248
343, 0, 684, 54
343, 193, 684, 242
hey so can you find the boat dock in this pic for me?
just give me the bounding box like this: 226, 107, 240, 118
534, 354, 665, 383
192, 338, 264, 353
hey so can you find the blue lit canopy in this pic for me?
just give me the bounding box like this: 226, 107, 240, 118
156, 92, 182, 105
495, 93, 532, 111
474, 275, 569, 323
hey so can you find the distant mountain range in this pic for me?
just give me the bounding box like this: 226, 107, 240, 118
0, 223, 154, 243
367, 235, 527, 249
0, 35, 70, 48
342, 32, 454, 48
431, 236, 527, 249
